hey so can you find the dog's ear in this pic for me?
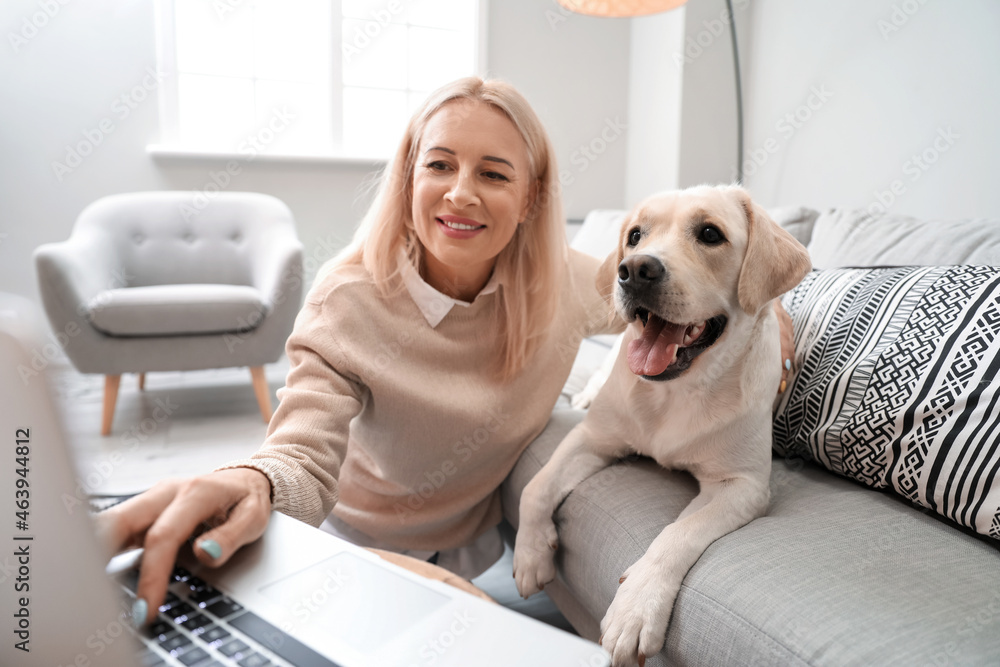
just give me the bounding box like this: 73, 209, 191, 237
594, 213, 631, 303
736, 193, 812, 314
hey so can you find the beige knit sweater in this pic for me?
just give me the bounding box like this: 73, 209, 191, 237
223, 249, 616, 551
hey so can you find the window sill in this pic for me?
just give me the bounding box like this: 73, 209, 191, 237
146, 144, 388, 166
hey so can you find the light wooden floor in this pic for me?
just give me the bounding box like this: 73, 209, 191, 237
53, 355, 573, 632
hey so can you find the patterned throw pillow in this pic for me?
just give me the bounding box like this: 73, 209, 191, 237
774, 266, 1000, 541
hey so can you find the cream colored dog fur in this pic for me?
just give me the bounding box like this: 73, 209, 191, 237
513, 185, 811, 667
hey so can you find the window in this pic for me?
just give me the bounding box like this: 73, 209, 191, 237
153, 0, 485, 160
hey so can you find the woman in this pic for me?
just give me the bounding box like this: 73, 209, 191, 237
103, 77, 617, 627
99, 76, 794, 628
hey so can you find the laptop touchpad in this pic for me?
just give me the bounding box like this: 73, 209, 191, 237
258, 551, 449, 654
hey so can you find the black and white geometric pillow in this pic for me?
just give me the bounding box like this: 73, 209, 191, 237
773, 266, 1000, 541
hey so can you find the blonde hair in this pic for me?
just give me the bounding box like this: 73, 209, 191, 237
336, 77, 567, 380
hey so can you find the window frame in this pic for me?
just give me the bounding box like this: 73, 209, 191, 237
149, 0, 489, 164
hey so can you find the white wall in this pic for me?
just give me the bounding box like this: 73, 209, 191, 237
625, 8, 686, 207
10, 0, 990, 311
624, 0, 751, 199
676, 0, 749, 188
486, 0, 631, 220
741, 0, 1000, 218
0, 0, 631, 305
626, 0, 1000, 220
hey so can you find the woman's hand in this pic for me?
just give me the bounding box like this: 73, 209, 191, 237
94, 467, 273, 626
774, 300, 794, 393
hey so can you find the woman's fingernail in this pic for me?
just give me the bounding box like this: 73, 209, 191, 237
198, 539, 223, 560
785, 358, 792, 371
131, 598, 148, 628
779, 380, 787, 394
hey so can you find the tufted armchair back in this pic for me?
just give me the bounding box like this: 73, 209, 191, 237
72, 191, 296, 288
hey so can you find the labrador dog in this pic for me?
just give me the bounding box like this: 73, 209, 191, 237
513, 185, 811, 667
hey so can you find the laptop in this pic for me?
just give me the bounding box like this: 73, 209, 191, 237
0, 293, 610, 667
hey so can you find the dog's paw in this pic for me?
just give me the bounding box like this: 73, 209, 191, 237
512, 521, 558, 598
569, 385, 597, 410
570, 387, 596, 410
599, 564, 676, 667
571, 371, 605, 410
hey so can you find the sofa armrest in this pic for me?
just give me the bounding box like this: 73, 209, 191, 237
505, 410, 1000, 667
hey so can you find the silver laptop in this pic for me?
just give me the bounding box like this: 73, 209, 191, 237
0, 293, 610, 667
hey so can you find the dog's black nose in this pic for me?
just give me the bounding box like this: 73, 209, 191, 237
618, 254, 665, 289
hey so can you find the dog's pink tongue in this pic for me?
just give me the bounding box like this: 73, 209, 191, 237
627, 316, 686, 376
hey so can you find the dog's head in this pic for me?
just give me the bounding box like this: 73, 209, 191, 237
596, 185, 811, 381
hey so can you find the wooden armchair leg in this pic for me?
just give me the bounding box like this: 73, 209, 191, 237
102, 374, 121, 436
138, 372, 146, 391
250, 366, 272, 423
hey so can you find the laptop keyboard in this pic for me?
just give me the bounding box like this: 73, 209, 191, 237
119, 565, 342, 667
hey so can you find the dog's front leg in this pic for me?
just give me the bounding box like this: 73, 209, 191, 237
513, 421, 618, 598
600, 475, 770, 667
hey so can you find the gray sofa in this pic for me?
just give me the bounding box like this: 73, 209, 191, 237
502, 207, 1000, 666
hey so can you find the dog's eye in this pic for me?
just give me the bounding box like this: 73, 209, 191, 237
627, 228, 642, 247
698, 225, 726, 246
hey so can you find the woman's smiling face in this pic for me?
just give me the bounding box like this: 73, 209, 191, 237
411, 99, 534, 301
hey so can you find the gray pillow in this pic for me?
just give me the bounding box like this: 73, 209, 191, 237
807, 209, 1000, 269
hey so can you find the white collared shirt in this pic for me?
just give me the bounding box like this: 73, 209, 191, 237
397, 250, 500, 328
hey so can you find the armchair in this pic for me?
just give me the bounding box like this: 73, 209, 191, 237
34, 191, 303, 435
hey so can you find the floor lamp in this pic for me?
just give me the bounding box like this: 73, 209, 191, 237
559, 0, 745, 183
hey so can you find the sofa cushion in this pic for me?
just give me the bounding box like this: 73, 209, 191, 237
87, 284, 268, 337
807, 208, 1000, 269
775, 265, 1000, 541
766, 205, 821, 248
503, 410, 1000, 667
571, 209, 627, 261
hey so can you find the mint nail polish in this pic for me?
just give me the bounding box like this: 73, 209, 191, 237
198, 539, 222, 560
131, 598, 148, 628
